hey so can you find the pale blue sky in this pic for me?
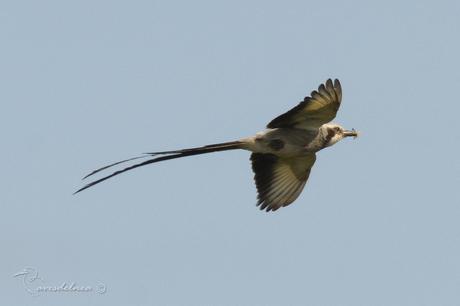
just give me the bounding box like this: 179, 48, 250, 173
1, 1, 460, 305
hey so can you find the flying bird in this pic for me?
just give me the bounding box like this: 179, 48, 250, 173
75, 78, 358, 212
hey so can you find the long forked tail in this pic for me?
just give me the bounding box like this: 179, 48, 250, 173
74, 140, 243, 194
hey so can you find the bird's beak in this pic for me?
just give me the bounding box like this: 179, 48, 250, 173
343, 128, 359, 138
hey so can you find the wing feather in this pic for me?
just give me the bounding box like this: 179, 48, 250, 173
267, 78, 342, 130
250, 153, 316, 212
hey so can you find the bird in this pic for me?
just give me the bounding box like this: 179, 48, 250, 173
75, 78, 358, 212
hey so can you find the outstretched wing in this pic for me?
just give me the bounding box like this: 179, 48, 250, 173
267, 79, 342, 130
250, 153, 316, 212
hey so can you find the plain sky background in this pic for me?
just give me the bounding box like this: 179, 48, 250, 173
1, 0, 460, 305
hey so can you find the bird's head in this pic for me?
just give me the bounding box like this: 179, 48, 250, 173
320, 123, 359, 147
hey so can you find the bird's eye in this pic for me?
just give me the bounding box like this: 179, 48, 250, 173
334, 127, 341, 132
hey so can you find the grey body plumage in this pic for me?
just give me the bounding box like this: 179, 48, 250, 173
76, 79, 358, 212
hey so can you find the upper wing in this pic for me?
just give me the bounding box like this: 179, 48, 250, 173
250, 153, 316, 212
267, 79, 342, 130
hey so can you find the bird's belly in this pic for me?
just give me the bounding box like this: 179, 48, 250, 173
242, 128, 319, 157
250, 138, 310, 157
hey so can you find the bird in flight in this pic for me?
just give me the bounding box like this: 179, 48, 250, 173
75, 78, 358, 212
